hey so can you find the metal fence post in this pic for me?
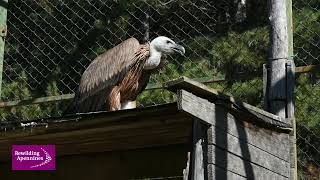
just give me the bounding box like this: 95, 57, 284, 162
0, 0, 8, 98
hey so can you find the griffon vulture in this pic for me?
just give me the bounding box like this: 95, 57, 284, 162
65, 36, 185, 114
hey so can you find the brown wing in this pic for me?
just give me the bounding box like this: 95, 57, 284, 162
64, 38, 143, 114
78, 38, 141, 103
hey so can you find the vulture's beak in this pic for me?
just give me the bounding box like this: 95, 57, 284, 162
172, 44, 185, 56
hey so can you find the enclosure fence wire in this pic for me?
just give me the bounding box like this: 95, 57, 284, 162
2, 0, 265, 121
1, 0, 319, 178
293, 0, 320, 179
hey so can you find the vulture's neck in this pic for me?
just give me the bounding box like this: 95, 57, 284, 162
144, 43, 161, 70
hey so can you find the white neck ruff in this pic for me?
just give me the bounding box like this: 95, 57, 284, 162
144, 43, 161, 70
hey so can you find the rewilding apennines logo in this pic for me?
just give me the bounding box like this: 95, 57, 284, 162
12, 145, 55, 170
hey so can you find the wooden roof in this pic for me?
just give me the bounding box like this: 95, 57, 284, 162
0, 77, 292, 162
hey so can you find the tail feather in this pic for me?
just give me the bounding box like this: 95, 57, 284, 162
62, 89, 112, 116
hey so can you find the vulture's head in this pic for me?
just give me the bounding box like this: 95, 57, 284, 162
150, 36, 185, 56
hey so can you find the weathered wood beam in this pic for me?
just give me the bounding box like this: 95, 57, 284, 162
208, 126, 290, 177
183, 152, 190, 180
190, 120, 206, 180
0, 93, 74, 108
267, 0, 289, 118
295, 64, 320, 74
176, 89, 291, 160
0, 104, 193, 161
208, 146, 289, 180
169, 77, 291, 130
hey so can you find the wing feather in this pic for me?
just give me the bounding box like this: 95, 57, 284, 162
77, 38, 141, 103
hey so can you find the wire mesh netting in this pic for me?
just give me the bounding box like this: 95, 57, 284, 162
0, 0, 319, 179
293, 0, 320, 179
2, 0, 267, 120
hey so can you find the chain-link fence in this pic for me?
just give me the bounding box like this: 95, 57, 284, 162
293, 0, 320, 179
1, 0, 266, 120
1, 0, 319, 179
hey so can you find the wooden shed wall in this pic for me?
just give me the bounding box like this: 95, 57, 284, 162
207, 105, 291, 179
167, 77, 293, 180
1, 144, 188, 180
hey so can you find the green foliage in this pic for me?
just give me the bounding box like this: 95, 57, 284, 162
141, 26, 268, 107
293, 6, 320, 66
1, 1, 320, 177
0, 74, 64, 121
211, 27, 268, 70
296, 74, 320, 128
293, 1, 320, 178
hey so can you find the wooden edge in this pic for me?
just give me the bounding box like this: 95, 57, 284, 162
295, 64, 320, 74
0, 94, 75, 108
0, 103, 179, 131
190, 120, 206, 180
169, 77, 292, 130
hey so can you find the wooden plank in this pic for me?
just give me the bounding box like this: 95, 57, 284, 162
295, 64, 320, 74
177, 89, 215, 125
1, 144, 189, 180
177, 89, 291, 130
286, 0, 294, 62
0, 114, 191, 143
208, 164, 247, 180
0, 93, 75, 108
169, 77, 291, 130
177, 90, 291, 161
208, 145, 289, 179
0, 118, 192, 162
286, 61, 295, 119
215, 106, 291, 162
0, 103, 179, 137
192, 138, 204, 180
207, 126, 290, 177
190, 120, 206, 180
183, 152, 191, 180
286, 60, 297, 180
0, 104, 195, 162
263, 63, 269, 110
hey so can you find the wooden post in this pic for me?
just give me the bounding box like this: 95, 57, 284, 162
287, 61, 297, 180
286, 0, 297, 179
267, 0, 288, 120
267, 0, 296, 179
189, 120, 206, 180
0, 0, 8, 97
263, 64, 269, 110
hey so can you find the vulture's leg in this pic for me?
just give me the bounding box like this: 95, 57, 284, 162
121, 101, 137, 110
108, 87, 121, 111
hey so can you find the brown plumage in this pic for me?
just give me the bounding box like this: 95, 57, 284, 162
64, 36, 185, 114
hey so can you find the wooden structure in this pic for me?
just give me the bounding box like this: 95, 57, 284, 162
0, 77, 292, 180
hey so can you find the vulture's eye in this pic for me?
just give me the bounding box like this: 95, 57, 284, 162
166, 40, 172, 44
